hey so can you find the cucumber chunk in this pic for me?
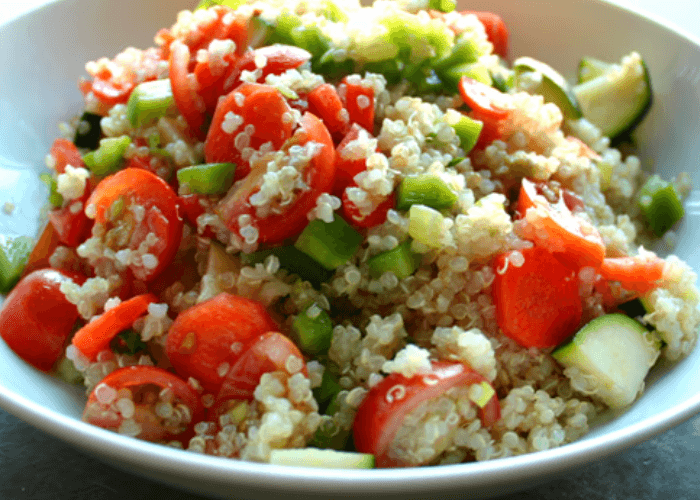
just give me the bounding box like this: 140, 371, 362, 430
513, 56, 582, 119
269, 448, 374, 469
552, 313, 661, 408
40, 173, 64, 208
572, 52, 652, 140
577, 57, 614, 84
637, 174, 685, 237
408, 204, 444, 249
126, 79, 175, 128
451, 115, 483, 154
294, 216, 362, 271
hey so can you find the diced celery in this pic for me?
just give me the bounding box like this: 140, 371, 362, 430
452, 115, 483, 154
126, 79, 175, 128
40, 173, 64, 208
73, 112, 102, 149
294, 216, 363, 270
293, 303, 333, 355
432, 38, 481, 71
397, 174, 457, 211
366, 240, 421, 279
177, 163, 236, 195
638, 175, 685, 237
408, 204, 444, 248
429, 0, 456, 12
241, 246, 333, 287
0, 235, 34, 294
83, 135, 132, 177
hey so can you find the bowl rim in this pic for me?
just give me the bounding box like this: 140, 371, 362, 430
1, 0, 700, 496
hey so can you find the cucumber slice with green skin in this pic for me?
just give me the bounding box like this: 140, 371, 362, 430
269, 448, 374, 469
294, 216, 363, 271
577, 57, 615, 84
572, 52, 652, 140
637, 174, 685, 237
0, 235, 34, 294
552, 313, 661, 409
126, 79, 175, 128
513, 56, 582, 119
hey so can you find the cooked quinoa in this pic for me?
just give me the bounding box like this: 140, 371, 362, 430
5, 0, 698, 469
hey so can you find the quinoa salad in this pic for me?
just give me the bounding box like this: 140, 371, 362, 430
0, 0, 698, 469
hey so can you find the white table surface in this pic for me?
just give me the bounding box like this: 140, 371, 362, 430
1, 1, 700, 500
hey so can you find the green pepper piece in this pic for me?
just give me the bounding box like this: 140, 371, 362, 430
638, 175, 685, 237
397, 174, 458, 211
40, 173, 64, 208
241, 246, 333, 287
176, 163, 236, 195
428, 0, 456, 13
126, 79, 175, 128
432, 38, 481, 71
83, 135, 132, 177
294, 216, 363, 270
292, 303, 333, 355
366, 240, 421, 280
452, 115, 483, 154
0, 235, 34, 294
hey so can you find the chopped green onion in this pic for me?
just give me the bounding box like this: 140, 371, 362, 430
432, 38, 481, 71
40, 173, 64, 208
0, 235, 34, 294
292, 303, 333, 355
241, 246, 333, 287
447, 157, 466, 167
294, 216, 363, 270
451, 115, 483, 154
126, 79, 175, 128
366, 240, 421, 280
73, 112, 102, 149
638, 175, 685, 237
408, 204, 444, 248
83, 135, 132, 177
176, 163, 236, 195
397, 174, 458, 211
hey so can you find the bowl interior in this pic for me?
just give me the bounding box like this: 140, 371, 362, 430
1, 0, 699, 498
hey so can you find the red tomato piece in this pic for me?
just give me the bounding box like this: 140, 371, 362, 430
459, 77, 510, 120
341, 77, 375, 133
353, 361, 500, 468
170, 40, 208, 141
21, 223, 61, 278
229, 45, 312, 87
83, 366, 204, 442
217, 111, 336, 245
492, 246, 583, 348
0, 269, 84, 371
48, 185, 93, 248
599, 251, 665, 295
209, 331, 306, 420
517, 178, 606, 270
333, 123, 374, 195
307, 83, 349, 137
165, 293, 279, 394
465, 11, 509, 58
49, 139, 84, 175
71, 294, 157, 361
86, 168, 183, 282
341, 188, 395, 229
204, 82, 294, 181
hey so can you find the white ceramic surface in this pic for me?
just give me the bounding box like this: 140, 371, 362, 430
1, 1, 699, 499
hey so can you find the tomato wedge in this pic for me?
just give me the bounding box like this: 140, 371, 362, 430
165, 293, 279, 394
204, 82, 295, 181
353, 361, 500, 468
465, 11, 509, 58
307, 83, 349, 138
0, 269, 84, 371
492, 246, 583, 348
341, 77, 375, 133
230, 45, 312, 86
49, 139, 84, 174
21, 223, 60, 278
209, 331, 306, 420
217, 111, 336, 245
170, 40, 208, 140
83, 366, 203, 442
599, 251, 665, 295
333, 123, 375, 195
341, 188, 395, 229
517, 178, 605, 270
86, 168, 183, 282
71, 293, 157, 361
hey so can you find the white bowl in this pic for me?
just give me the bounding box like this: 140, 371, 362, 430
1, 0, 699, 498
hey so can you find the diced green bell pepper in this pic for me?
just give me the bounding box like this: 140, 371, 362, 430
293, 303, 334, 355
397, 174, 458, 211
366, 239, 421, 279
82, 135, 132, 177
0, 235, 34, 294
294, 216, 363, 270
176, 163, 236, 195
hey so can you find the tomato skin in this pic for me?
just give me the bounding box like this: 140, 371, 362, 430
21, 223, 61, 278
341, 188, 395, 229
341, 77, 375, 133
492, 246, 583, 348
170, 41, 208, 141
599, 252, 665, 295
165, 293, 279, 394
204, 82, 294, 181
465, 11, 509, 58
217, 111, 336, 245
333, 123, 374, 195
86, 168, 183, 282
209, 331, 306, 421
84, 365, 204, 442
229, 45, 312, 88
49, 139, 84, 175
307, 83, 349, 138
0, 269, 84, 372
353, 361, 500, 468
459, 77, 510, 120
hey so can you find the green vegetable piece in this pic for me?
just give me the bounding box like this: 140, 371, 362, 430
432, 38, 481, 71
40, 173, 64, 208
195, 0, 246, 9
110, 329, 148, 355
638, 175, 685, 237
248, 15, 274, 48
293, 303, 333, 355
55, 357, 84, 385
577, 56, 614, 84
439, 62, 492, 90
397, 174, 457, 211
83, 135, 132, 177
294, 216, 363, 271
73, 112, 102, 149
321, 0, 348, 22
363, 59, 403, 85
308, 419, 350, 451
272, 11, 303, 44
367, 240, 421, 280
408, 204, 444, 248
126, 79, 175, 128
513, 56, 582, 119
491, 70, 514, 93
176, 163, 236, 195
428, 0, 456, 12
269, 448, 374, 468
447, 156, 466, 167
290, 24, 330, 58
241, 246, 333, 287
313, 368, 342, 406
313, 50, 356, 79
0, 235, 34, 294
452, 115, 483, 154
